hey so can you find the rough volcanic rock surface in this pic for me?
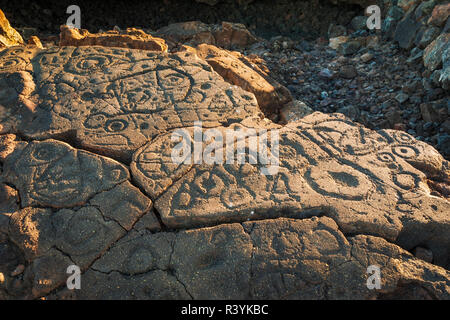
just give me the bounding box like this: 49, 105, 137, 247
0, 9, 23, 47
0, 42, 449, 299
0, 46, 261, 162
59, 25, 168, 52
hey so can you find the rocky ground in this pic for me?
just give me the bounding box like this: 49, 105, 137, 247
0, 0, 449, 300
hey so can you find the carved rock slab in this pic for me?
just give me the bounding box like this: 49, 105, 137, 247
0, 46, 261, 162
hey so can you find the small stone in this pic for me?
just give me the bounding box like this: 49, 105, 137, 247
442, 120, 450, 134
329, 36, 348, 50
280, 100, 313, 123
328, 24, 347, 38
395, 92, 409, 104
360, 53, 373, 63
337, 105, 360, 121
338, 41, 361, 55
339, 65, 357, 79
27, 35, 43, 48
388, 6, 405, 21
319, 68, 334, 79
394, 8, 421, 50
418, 26, 440, 49
351, 16, 367, 31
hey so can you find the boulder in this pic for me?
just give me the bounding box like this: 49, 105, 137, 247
59, 25, 168, 52
189, 43, 292, 113
423, 33, 450, 71
394, 6, 422, 50
0, 9, 24, 47
155, 21, 259, 50
428, 3, 450, 27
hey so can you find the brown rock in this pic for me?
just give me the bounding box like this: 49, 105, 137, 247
428, 3, 450, 27
191, 43, 292, 113
51, 217, 450, 300
0, 9, 24, 47
0, 46, 260, 162
27, 36, 43, 49
213, 21, 259, 49
397, 0, 422, 12
423, 33, 450, 71
59, 25, 168, 52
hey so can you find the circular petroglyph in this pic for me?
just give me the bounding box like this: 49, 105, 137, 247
306, 161, 373, 200
221, 187, 252, 209
392, 145, 418, 159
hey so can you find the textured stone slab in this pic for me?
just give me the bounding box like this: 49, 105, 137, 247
0, 46, 261, 162
47, 217, 450, 300
1, 138, 130, 208
0, 41, 449, 300
132, 113, 450, 267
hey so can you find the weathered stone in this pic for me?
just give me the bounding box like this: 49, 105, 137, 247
155, 21, 259, 50
420, 99, 449, 123
382, 16, 399, 39
351, 16, 367, 31
398, 0, 422, 12
394, 7, 422, 50
439, 44, 450, 90
423, 33, 450, 71
1, 138, 130, 208
336, 105, 361, 121
0, 46, 261, 162
339, 65, 358, 79
428, 3, 450, 27
418, 26, 440, 49
1, 39, 449, 300
131, 112, 450, 269
406, 47, 424, 64
190, 44, 292, 113
338, 41, 361, 55
59, 25, 168, 52
48, 217, 450, 300
415, 0, 436, 21
27, 36, 43, 49
0, 9, 24, 48
328, 24, 347, 38
329, 36, 349, 50
280, 100, 314, 123
360, 52, 374, 63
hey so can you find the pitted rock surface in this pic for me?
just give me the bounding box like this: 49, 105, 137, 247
0, 44, 449, 300
132, 112, 450, 268
0, 45, 260, 162
47, 217, 449, 300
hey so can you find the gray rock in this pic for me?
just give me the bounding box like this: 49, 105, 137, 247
351, 16, 368, 31
394, 8, 422, 49
338, 41, 361, 55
